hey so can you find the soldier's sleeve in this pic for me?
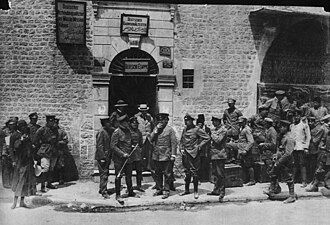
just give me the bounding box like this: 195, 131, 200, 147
196, 127, 211, 149
170, 128, 178, 156
211, 128, 227, 144
96, 130, 106, 160
110, 130, 126, 158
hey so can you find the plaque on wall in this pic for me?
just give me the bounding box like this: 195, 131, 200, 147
163, 59, 173, 68
120, 14, 149, 36
123, 59, 150, 74
56, 1, 86, 45
160, 46, 171, 57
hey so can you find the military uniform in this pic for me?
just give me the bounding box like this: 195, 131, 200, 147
149, 113, 177, 198
223, 99, 243, 140
226, 117, 255, 185
208, 116, 227, 199
179, 114, 211, 198
95, 118, 114, 197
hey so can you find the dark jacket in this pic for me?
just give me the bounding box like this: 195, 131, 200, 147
210, 125, 227, 160
129, 127, 143, 162
95, 127, 114, 161
180, 126, 211, 158
111, 125, 133, 163
150, 125, 177, 161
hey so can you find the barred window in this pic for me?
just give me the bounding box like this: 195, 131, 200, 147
183, 69, 194, 88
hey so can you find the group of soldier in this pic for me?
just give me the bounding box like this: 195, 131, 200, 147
100, 90, 330, 205
0, 113, 77, 209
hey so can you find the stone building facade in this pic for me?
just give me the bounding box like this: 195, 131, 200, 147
1, 1, 330, 178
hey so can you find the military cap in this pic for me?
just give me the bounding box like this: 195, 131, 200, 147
321, 114, 330, 122
238, 116, 247, 123
156, 113, 169, 121
29, 112, 38, 119
114, 100, 128, 107
100, 117, 110, 126
17, 120, 27, 128
6, 118, 17, 125
227, 98, 236, 104
117, 114, 128, 122
258, 105, 269, 110
197, 114, 205, 123
280, 120, 291, 126
264, 118, 273, 123
275, 90, 285, 95
129, 116, 138, 124
184, 114, 195, 121
307, 116, 316, 121
10, 117, 19, 122
46, 115, 56, 122
211, 116, 222, 121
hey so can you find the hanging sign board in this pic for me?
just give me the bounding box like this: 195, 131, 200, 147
121, 14, 149, 36
123, 59, 150, 74
56, 1, 86, 45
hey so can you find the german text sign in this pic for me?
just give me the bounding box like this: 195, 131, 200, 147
124, 61, 149, 73
56, 1, 86, 45
121, 14, 149, 36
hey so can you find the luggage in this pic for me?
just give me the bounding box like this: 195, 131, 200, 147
224, 163, 243, 187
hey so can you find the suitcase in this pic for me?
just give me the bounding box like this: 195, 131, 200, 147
254, 161, 271, 183
224, 163, 243, 187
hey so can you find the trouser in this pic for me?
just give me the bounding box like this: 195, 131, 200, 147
269, 153, 294, 184
314, 150, 329, 182
182, 153, 200, 192
292, 150, 307, 183
211, 159, 226, 196
97, 159, 111, 195
132, 160, 143, 186
114, 161, 133, 196
261, 150, 275, 177
154, 160, 173, 192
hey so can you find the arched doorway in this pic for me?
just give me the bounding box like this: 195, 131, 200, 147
258, 18, 330, 107
109, 48, 159, 117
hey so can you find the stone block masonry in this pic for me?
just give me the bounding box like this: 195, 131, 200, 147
0, 0, 95, 178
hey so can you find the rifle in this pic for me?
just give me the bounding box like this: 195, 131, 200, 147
116, 144, 139, 178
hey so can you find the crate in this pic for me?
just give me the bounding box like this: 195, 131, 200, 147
211, 163, 243, 187
254, 161, 271, 183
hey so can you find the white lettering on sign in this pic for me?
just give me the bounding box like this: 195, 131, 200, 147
121, 14, 149, 35
57, 1, 85, 44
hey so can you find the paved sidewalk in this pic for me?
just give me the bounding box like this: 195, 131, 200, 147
1, 176, 329, 210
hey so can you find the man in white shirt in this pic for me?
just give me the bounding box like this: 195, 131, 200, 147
290, 110, 311, 187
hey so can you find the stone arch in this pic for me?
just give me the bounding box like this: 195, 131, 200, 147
109, 48, 159, 75
260, 18, 328, 85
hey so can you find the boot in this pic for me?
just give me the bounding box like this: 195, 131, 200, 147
180, 182, 190, 196
301, 166, 307, 187
116, 195, 124, 205
40, 182, 46, 193
306, 178, 319, 192
11, 196, 18, 209
136, 177, 145, 192
162, 191, 170, 199
193, 180, 199, 199
274, 180, 282, 194
283, 182, 296, 204
19, 197, 29, 208
46, 182, 57, 189
245, 168, 256, 186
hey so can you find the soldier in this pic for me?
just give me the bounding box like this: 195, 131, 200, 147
95, 117, 114, 199
149, 113, 177, 199
261, 90, 291, 129
306, 96, 328, 125
196, 114, 211, 182
226, 116, 255, 186
248, 105, 269, 144
128, 117, 144, 192
207, 116, 227, 202
258, 118, 279, 192
268, 120, 296, 203
34, 115, 59, 192
111, 114, 136, 205
290, 110, 311, 187
306, 114, 330, 192
27, 112, 41, 146
179, 114, 211, 199
110, 100, 128, 129
223, 98, 243, 141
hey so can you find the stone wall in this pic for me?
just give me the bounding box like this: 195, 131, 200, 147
0, 0, 95, 178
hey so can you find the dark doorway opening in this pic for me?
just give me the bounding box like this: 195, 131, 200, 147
109, 76, 157, 118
